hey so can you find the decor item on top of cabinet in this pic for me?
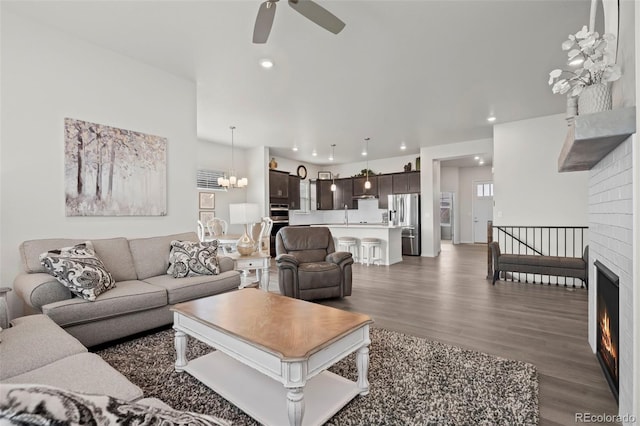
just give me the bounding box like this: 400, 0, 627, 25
296, 165, 307, 179
403, 162, 412, 172
64, 118, 167, 217
269, 157, 278, 169
416, 157, 421, 170
548, 25, 621, 117
353, 169, 376, 177
318, 171, 332, 180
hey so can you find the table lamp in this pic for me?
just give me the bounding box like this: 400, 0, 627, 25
229, 203, 260, 256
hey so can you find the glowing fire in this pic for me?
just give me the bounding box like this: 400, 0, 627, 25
599, 309, 618, 379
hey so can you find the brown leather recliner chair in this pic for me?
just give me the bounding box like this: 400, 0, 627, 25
275, 226, 353, 300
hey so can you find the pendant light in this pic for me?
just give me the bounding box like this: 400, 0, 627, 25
364, 138, 371, 190
217, 126, 248, 189
330, 144, 337, 191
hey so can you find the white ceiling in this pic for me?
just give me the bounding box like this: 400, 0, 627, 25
3, 0, 590, 165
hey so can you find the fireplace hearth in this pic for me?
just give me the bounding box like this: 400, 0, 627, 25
595, 260, 619, 403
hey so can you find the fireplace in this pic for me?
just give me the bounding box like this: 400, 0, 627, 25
595, 260, 619, 403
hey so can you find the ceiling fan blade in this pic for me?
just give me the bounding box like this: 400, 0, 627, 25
288, 0, 345, 35
253, 1, 277, 44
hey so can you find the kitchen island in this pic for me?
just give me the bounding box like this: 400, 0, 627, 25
311, 224, 403, 265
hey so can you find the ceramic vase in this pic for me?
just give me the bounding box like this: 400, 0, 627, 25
236, 225, 255, 256
578, 83, 612, 115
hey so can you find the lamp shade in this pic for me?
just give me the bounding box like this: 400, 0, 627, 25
229, 203, 260, 225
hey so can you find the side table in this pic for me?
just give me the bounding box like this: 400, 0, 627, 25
227, 252, 271, 291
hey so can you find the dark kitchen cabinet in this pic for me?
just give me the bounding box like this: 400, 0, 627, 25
408, 171, 421, 193
288, 175, 301, 210
333, 178, 355, 210
377, 174, 393, 209
392, 171, 421, 194
353, 176, 378, 197
269, 170, 289, 199
316, 180, 334, 210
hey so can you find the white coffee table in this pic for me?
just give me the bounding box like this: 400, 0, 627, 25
172, 289, 373, 426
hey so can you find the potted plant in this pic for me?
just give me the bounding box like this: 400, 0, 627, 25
548, 25, 621, 116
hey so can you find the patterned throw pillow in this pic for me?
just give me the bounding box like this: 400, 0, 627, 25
0, 384, 230, 426
40, 241, 116, 301
167, 240, 220, 278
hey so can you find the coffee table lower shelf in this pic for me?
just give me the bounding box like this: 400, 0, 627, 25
184, 351, 360, 426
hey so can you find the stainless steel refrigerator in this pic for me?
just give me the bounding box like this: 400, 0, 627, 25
388, 194, 421, 256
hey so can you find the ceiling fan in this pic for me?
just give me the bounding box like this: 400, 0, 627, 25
253, 0, 346, 44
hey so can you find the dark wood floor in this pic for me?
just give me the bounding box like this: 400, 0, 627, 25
274, 242, 618, 425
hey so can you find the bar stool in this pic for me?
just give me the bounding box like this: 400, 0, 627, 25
360, 238, 382, 266
337, 236, 359, 263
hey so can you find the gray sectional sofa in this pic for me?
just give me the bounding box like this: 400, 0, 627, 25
13, 232, 241, 347
0, 314, 228, 425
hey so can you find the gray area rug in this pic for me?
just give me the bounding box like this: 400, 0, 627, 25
97, 328, 538, 425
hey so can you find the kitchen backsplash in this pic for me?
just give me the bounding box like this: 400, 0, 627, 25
290, 199, 386, 225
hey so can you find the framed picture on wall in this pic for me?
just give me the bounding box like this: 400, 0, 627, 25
199, 211, 215, 224
199, 192, 215, 209
318, 171, 332, 180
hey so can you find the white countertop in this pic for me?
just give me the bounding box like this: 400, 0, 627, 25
311, 223, 401, 229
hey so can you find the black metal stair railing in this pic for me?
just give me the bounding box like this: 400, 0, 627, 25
490, 225, 589, 286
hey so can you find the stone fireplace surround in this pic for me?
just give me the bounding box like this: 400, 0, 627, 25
588, 135, 635, 420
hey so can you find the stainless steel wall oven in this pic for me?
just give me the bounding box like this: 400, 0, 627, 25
269, 203, 289, 256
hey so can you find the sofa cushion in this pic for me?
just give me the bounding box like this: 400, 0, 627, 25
0, 314, 87, 380
298, 262, 341, 290
42, 280, 167, 327
3, 353, 143, 401
143, 270, 240, 304
129, 232, 199, 280
167, 240, 220, 278
500, 254, 585, 269
20, 237, 137, 281
40, 241, 116, 301
0, 384, 230, 426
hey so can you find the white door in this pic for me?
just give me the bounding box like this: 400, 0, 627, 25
473, 181, 493, 243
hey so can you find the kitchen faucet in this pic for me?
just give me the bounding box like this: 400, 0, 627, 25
344, 204, 349, 226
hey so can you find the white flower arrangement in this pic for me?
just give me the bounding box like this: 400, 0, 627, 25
548, 25, 621, 97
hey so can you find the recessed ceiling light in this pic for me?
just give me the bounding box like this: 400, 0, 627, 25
474, 156, 480, 160
400, 142, 407, 150
259, 58, 274, 69
361, 150, 367, 156
292, 145, 298, 152
312, 149, 317, 157
487, 116, 496, 122
479, 160, 485, 165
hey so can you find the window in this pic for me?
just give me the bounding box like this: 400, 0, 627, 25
197, 169, 227, 191
476, 183, 493, 197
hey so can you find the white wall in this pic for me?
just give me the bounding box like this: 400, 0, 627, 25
1, 12, 198, 318
493, 114, 589, 226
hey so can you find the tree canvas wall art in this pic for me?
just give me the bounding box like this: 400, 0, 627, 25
65, 118, 167, 216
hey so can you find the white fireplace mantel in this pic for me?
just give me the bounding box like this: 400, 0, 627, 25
558, 107, 636, 172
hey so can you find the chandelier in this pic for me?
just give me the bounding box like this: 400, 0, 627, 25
217, 126, 248, 189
